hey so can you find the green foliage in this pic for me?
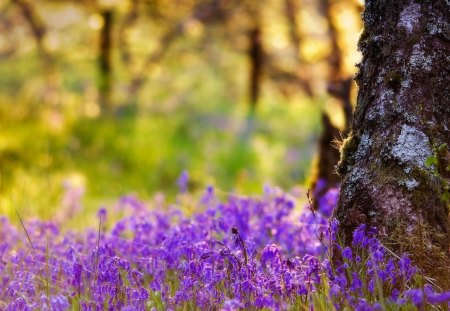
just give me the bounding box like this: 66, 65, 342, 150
0, 0, 341, 221
425, 155, 438, 168
0, 94, 321, 220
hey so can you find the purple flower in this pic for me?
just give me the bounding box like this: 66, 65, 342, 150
222, 298, 243, 310
329, 283, 341, 299
355, 300, 382, 311
354, 299, 381, 311
176, 171, 189, 193
322, 259, 334, 281
350, 272, 362, 293
399, 254, 416, 279
352, 224, 366, 246
423, 285, 450, 304
314, 178, 327, 194
97, 207, 107, 221
391, 288, 400, 301
231, 227, 248, 264
201, 185, 215, 205
49, 295, 69, 311
318, 188, 338, 218
330, 219, 339, 241
371, 248, 384, 263
368, 278, 375, 293
404, 289, 424, 307
342, 247, 352, 260
6, 297, 32, 311
261, 244, 280, 266
1, 182, 441, 310
335, 273, 348, 287
377, 269, 388, 282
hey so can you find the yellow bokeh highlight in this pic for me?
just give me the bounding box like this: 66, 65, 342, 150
88, 14, 104, 30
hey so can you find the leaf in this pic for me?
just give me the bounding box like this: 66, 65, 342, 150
425, 155, 438, 168
437, 143, 448, 152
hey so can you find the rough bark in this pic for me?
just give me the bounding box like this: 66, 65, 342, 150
335, 0, 450, 287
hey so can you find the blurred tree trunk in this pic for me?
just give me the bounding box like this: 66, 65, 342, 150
335, 0, 450, 287
248, 25, 263, 113
312, 113, 341, 206
98, 9, 114, 114
319, 0, 354, 128
311, 0, 353, 207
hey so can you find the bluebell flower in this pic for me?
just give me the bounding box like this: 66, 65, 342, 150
352, 224, 366, 246
404, 289, 424, 307
342, 247, 352, 260
350, 272, 362, 294
176, 171, 189, 193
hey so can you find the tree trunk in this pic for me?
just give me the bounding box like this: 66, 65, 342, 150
335, 0, 450, 287
311, 113, 341, 210
98, 9, 114, 114
248, 26, 263, 113
312, 0, 354, 208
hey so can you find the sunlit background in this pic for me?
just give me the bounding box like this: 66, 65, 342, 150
0, 0, 362, 223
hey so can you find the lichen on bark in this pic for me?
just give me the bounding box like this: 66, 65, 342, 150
335, 0, 450, 287
390, 124, 432, 168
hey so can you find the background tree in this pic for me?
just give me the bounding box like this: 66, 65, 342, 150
98, 8, 114, 113
335, 0, 450, 287
311, 0, 360, 209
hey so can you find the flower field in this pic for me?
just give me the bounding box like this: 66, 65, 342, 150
0, 179, 449, 310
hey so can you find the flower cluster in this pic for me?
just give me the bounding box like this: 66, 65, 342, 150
325, 223, 450, 310
0, 179, 448, 310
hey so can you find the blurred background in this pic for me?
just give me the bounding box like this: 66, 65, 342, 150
0, 0, 362, 221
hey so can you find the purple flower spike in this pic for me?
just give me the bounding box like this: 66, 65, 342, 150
97, 207, 107, 221
330, 219, 339, 241
222, 298, 243, 310
350, 272, 362, 294
176, 170, 189, 193
352, 224, 366, 246
399, 254, 416, 279
404, 289, 424, 307
342, 247, 352, 260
